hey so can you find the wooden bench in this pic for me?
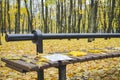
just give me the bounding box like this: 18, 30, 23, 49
3, 30, 120, 80
2, 52, 120, 80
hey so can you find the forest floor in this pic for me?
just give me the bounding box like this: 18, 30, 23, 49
0, 36, 120, 80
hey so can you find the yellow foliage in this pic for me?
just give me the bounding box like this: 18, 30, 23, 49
20, 19, 23, 23
14, 3, 18, 8
60, 0, 64, 2
79, 10, 83, 14
0, 38, 120, 79
68, 51, 87, 57
8, 9, 17, 14
20, 7, 27, 15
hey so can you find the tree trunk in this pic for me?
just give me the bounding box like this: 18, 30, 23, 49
93, 0, 98, 33
44, 4, 48, 33
117, 14, 120, 32
77, 0, 82, 33
22, 14, 25, 34
60, 1, 64, 33
56, 0, 60, 33
0, 0, 2, 45
72, 0, 76, 33
0, 35, 1, 45
7, 0, 11, 34
63, 0, 67, 33
82, 0, 86, 33
16, 0, 20, 33
88, 0, 94, 33
15, 13, 17, 33
115, 0, 120, 32
30, 0, 33, 32
4, 0, 7, 33
1, 0, 3, 36
68, 0, 72, 33
24, 0, 32, 33
88, 0, 95, 42
107, 0, 115, 33
103, 9, 107, 33
41, 0, 44, 32
50, 8, 52, 33
56, 1, 58, 33
37, 0, 42, 30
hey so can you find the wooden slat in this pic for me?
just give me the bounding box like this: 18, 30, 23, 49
14, 60, 39, 71
1, 58, 38, 71
111, 52, 120, 57
6, 64, 27, 73
60, 52, 120, 65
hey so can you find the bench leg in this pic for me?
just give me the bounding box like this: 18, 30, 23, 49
37, 69, 44, 80
58, 65, 66, 80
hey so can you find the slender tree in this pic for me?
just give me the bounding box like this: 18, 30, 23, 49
63, 0, 67, 33
72, 0, 76, 33
88, 0, 94, 33
36, 0, 42, 30
50, 8, 53, 33
30, 0, 33, 31
15, 0, 20, 33
77, 0, 82, 33
87, 0, 96, 42
107, 0, 115, 33
15, 11, 17, 33
103, 5, 107, 33
60, 0, 64, 33
115, 0, 120, 32
82, 0, 87, 33
3, 0, 7, 33
56, 0, 60, 33
1, 0, 3, 36
93, 0, 98, 33
22, 14, 25, 34
0, 0, 2, 45
24, 0, 32, 33
44, 0, 48, 33
68, 0, 72, 33
7, 0, 11, 33
41, 0, 44, 32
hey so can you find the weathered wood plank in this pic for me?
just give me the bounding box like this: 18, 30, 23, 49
1, 58, 38, 71
6, 64, 27, 73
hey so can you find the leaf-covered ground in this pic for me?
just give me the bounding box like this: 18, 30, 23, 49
0, 36, 120, 80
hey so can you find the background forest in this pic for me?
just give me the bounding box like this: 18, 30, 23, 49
0, 0, 120, 34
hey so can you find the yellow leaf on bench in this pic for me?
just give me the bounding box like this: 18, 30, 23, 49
34, 54, 49, 62
68, 51, 87, 57
38, 58, 49, 62
88, 49, 103, 53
